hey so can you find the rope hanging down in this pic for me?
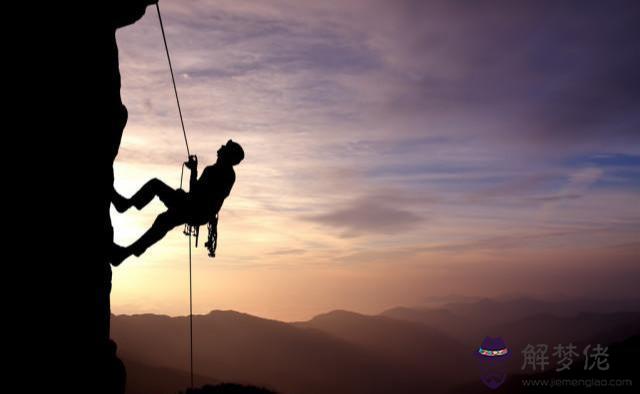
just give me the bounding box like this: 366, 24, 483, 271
156, 3, 194, 389
156, 3, 191, 158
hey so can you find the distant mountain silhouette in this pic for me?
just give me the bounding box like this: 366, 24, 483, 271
113, 310, 425, 394
485, 312, 640, 353
113, 297, 639, 394
382, 297, 640, 347
439, 297, 640, 320
123, 357, 219, 394
299, 310, 474, 391
381, 306, 469, 340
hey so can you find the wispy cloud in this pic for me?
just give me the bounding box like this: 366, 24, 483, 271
306, 196, 424, 237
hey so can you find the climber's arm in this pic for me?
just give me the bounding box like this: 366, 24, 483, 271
110, 0, 158, 29
185, 155, 198, 192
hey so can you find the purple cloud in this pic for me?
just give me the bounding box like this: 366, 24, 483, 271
306, 196, 423, 236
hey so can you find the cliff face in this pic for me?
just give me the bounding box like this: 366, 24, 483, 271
82, 3, 155, 393
18, 2, 156, 393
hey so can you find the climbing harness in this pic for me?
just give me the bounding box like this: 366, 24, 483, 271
178, 157, 219, 258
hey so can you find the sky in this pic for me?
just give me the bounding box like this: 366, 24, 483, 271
111, 0, 640, 321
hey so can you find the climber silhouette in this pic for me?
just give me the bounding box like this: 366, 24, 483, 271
111, 140, 244, 265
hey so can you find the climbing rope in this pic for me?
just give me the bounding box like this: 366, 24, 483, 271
156, 3, 194, 388
156, 3, 191, 157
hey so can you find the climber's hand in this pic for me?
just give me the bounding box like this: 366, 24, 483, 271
185, 155, 198, 170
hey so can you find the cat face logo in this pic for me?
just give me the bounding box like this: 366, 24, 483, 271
475, 336, 511, 389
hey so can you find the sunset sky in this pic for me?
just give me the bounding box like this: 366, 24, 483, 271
111, 0, 640, 321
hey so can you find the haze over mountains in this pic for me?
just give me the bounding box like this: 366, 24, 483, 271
112, 297, 639, 394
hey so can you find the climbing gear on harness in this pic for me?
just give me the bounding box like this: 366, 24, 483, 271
204, 215, 219, 258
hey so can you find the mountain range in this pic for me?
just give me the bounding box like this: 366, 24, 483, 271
112, 297, 639, 394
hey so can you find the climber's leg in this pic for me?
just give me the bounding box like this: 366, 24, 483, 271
129, 210, 185, 257
129, 178, 179, 210
111, 210, 185, 266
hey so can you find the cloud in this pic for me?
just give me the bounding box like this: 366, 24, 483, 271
267, 248, 307, 256
568, 167, 604, 187
306, 196, 423, 236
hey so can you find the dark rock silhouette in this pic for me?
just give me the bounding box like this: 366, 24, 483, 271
20, 1, 159, 392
